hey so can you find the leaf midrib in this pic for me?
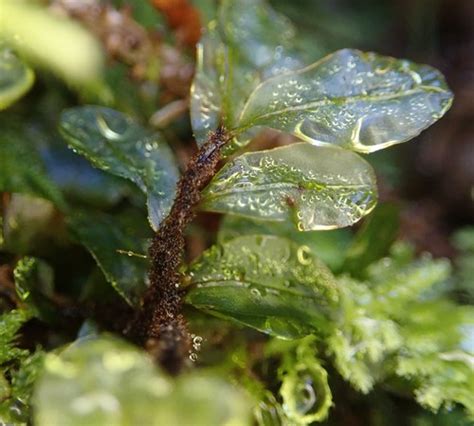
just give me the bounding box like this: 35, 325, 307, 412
203, 181, 372, 200
190, 277, 325, 298
238, 85, 446, 129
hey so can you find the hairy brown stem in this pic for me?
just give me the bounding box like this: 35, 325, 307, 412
130, 127, 230, 373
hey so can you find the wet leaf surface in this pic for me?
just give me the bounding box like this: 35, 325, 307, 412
185, 235, 338, 339
218, 215, 351, 271
238, 49, 453, 153
59, 106, 179, 230
191, 1, 452, 155
202, 143, 377, 230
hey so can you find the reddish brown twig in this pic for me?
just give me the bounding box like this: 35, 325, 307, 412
131, 127, 230, 374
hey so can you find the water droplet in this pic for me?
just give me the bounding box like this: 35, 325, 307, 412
297, 245, 312, 265
294, 375, 317, 415
192, 335, 203, 351
96, 114, 124, 140
250, 287, 262, 298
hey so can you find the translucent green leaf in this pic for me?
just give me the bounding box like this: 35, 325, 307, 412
238, 49, 453, 153
59, 106, 179, 231
191, 0, 302, 152
185, 235, 338, 339
190, 29, 227, 145
0, 47, 34, 110
33, 336, 251, 426
192, 1, 452, 154
218, 0, 299, 74
218, 215, 351, 271
201, 143, 377, 231
67, 211, 149, 307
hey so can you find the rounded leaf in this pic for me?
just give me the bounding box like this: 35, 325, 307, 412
201, 143, 377, 231
186, 235, 338, 339
59, 106, 179, 230
238, 49, 453, 153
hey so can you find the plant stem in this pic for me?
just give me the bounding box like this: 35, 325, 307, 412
130, 127, 230, 374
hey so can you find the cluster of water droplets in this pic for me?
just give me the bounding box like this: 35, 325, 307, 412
186, 234, 339, 337
203, 143, 376, 230
188, 334, 204, 363
239, 49, 452, 153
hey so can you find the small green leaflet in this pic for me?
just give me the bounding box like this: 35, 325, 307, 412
0, 47, 34, 110
185, 235, 338, 339
201, 143, 377, 230
59, 106, 179, 231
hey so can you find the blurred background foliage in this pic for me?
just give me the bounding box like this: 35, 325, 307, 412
0, 0, 473, 425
